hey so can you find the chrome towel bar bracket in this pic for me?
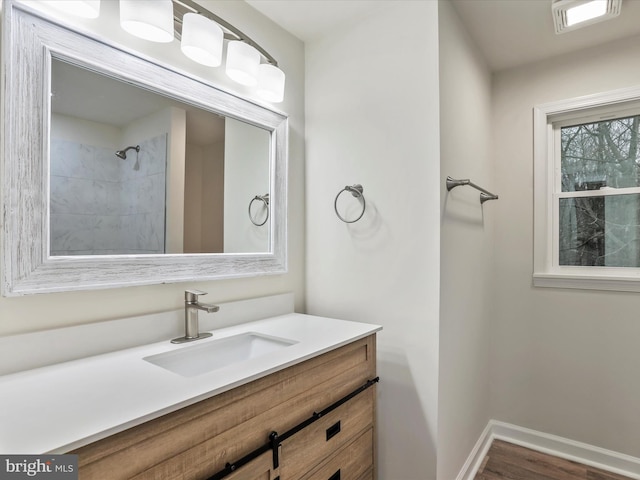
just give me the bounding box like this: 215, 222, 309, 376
248, 193, 269, 226
334, 184, 366, 223
446, 176, 498, 204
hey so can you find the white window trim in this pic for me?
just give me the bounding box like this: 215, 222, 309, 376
533, 84, 640, 292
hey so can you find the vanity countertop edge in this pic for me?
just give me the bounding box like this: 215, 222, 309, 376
0, 313, 382, 455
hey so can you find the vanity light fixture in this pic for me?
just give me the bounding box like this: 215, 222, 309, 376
176, 0, 287, 102
120, 0, 175, 43
552, 0, 621, 34
47, 0, 100, 19
226, 41, 261, 86
257, 64, 286, 103
117, 0, 286, 103
180, 12, 224, 67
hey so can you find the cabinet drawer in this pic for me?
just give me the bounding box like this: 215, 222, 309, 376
300, 429, 373, 480
280, 388, 374, 479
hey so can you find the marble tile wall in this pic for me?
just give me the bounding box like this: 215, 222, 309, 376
50, 134, 168, 255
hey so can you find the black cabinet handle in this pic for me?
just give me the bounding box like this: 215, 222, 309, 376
326, 421, 341, 441
328, 469, 341, 480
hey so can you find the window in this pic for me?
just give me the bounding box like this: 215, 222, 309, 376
534, 86, 640, 291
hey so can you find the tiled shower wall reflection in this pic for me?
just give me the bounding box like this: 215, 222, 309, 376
50, 134, 168, 255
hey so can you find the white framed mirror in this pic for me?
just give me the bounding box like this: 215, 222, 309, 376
1, 1, 288, 296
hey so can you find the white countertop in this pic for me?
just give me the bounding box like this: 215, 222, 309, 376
0, 313, 381, 454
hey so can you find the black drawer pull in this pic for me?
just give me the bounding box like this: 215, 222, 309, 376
328, 469, 340, 480
326, 421, 341, 441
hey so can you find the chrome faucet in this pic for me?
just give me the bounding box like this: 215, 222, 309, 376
171, 289, 220, 344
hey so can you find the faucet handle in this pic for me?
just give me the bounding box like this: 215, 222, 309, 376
185, 289, 207, 302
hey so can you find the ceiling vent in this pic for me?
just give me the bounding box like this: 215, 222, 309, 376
552, 0, 621, 34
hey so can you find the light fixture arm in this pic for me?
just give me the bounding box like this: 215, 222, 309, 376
173, 0, 278, 67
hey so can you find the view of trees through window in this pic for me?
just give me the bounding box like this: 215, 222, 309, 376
559, 114, 640, 267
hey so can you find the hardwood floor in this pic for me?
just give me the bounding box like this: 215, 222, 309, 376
474, 440, 633, 480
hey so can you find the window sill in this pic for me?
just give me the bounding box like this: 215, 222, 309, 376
533, 272, 640, 292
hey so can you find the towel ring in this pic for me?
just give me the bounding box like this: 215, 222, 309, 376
248, 193, 269, 226
334, 184, 366, 223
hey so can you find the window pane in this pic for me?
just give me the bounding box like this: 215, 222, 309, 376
561, 115, 640, 192
559, 194, 640, 267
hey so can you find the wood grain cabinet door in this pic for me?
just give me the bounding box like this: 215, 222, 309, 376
279, 389, 374, 480
297, 429, 373, 480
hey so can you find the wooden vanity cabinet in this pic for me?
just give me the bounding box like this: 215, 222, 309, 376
71, 335, 377, 480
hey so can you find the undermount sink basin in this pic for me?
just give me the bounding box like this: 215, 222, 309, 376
144, 332, 297, 378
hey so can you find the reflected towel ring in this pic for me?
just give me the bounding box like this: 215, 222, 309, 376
334, 184, 366, 223
249, 193, 269, 226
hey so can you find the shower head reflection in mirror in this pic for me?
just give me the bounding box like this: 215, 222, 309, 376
116, 145, 141, 170
115, 145, 140, 160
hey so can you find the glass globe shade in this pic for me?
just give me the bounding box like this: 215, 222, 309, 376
120, 0, 174, 43
180, 13, 223, 67
257, 64, 285, 103
225, 41, 260, 86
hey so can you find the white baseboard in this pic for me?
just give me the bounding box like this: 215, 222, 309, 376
457, 420, 640, 480
455, 421, 494, 480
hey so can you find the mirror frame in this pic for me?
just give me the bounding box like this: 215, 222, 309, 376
1, 1, 288, 296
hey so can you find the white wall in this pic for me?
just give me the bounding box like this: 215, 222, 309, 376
224, 118, 270, 253
51, 113, 121, 147
0, 0, 305, 336
437, 2, 493, 479
491, 35, 640, 457
304, 2, 441, 478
